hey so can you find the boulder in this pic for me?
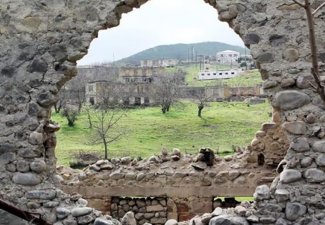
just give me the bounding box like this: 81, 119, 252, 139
121, 212, 137, 225
254, 185, 270, 201
304, 168, 325, 183
12, 172, 41, 186
71, 207, 93, 217
273, 91, 310, 110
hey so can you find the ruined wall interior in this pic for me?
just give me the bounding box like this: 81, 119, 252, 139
0, 0, 325, 225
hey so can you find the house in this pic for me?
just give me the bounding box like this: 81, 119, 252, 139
140, 59, 179, 68
216, 50, 240, 64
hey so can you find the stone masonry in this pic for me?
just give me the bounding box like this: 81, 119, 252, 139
0, 0, 325, 225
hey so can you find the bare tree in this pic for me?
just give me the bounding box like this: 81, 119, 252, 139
190, 87, 213, 118
90, 108, 126, 159
153, 71, 185, 114
54, 87, 67, 113
293, 0, 325, 103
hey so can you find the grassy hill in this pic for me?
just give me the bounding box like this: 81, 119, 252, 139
52, 101, 271, 166
119, 42, 249, 65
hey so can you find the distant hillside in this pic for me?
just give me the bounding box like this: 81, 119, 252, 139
119, 42, 249, 65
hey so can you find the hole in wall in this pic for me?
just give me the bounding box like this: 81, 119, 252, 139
53, 0, 284, 220
52, 0, 275, 168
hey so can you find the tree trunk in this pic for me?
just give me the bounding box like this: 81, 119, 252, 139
103, 138, 108, 159
162, 106, 167, 114
198, 104, 204, 117
87, 111, 92, 129
54, 104, 61, 113
67, 118, 74, 127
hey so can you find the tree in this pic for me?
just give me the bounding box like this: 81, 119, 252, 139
54, 86, 67, 113
190, 87, 213, 118
90, 108, 126, 159
153, 71, 185, 114
293, 0, 325, 103
60, 105, 79, 127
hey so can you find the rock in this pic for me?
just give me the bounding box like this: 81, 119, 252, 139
71, 207, 93, 217
146, 205, 164, 212
273, 91, 310, 110
201, 213, 213, 225
148, 156, 159, 163
29, 131, 43, 145
260, 216, 276, 223
77, 215, 95, 225
304, 168, 325, 183
257, 53, 274, 63
165, 219, 178, 225
290, 138, 309, 152
246, 215, 259, 223
312, 141, 325, 152
283, 48, 299, 62
254, 185, 270, 201
211, 207, 223, 216
190, 216, 203, 225
282, 122, 307, 135
94, 218, 114, 225
209, 215, 248, 225
285, 202, 307, 221
56, 207, 71, 219
275, 218, 288, 225
275, 189, 290, 202
296, 75, 315, 89
43, 201, 59, 208
281, 78, 296, 88
234, 206, 246, 216
121, 212, 136, 225
228, 171, 240, 181
301, 157, 313, 167
263, 80, 278, 89
244, 33, 260, 45
30, 159, 47, 173
280, 169, 302, 183
16, 160, 30, 172
172, 148, 181, 157
26, 190, 56, 200
110, 172, 124, 180
121, 157, 132, 165
12, 172, 41, 186
100, 162, 115, 170
171, 155, 180, 161
316, 154, 325, 166
191, 162, 207, 171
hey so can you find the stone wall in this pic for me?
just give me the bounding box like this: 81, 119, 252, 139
0, 0, 324, 225
111, 197, 168, 225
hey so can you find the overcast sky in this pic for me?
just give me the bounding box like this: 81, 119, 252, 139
77, 0, 245, 65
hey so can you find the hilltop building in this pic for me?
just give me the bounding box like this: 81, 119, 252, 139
216, 50, 240, 64
140, 59, 179, 68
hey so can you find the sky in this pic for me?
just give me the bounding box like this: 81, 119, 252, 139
77, 0, 245, 65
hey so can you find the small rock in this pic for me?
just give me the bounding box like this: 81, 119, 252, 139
234, 206, 246, 216
300, 157, 313, 168
254, 185, 270, 201
56, 207, 71, 219
211, 207, 223, 216
26, 190, 56, 200
282, 122, 307, 135
209, 215, 248, 225
94, 218, 114, 225
283, 48, 299, 62
312, 141, 325, 152
285, 202, 307, 221
289, 137, 309, 152
77, 215, 95, 225
30, 159, 47, 173
280, 169, 302, 183
71, 207, 93, 217
316, 154, 325, 166
275, 189, 290, 202
165, 219, 177, 225
304, 168, 325, 183
12, 172, 41, 186
191, 162, 207, 171
121, 211, 136, 225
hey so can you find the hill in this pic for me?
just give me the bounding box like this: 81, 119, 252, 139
119, 42, 249, 65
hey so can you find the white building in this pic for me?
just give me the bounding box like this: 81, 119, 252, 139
198, 69, 242, 80
216, 50, 240, 64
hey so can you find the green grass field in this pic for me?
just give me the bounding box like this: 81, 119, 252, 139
52, 101, 271, 166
